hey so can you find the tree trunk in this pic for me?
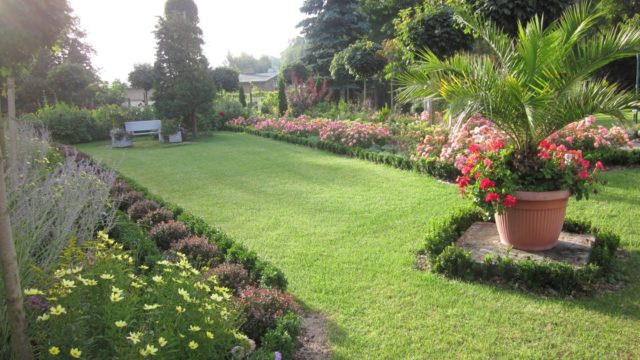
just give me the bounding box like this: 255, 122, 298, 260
6, 77, 18, 167
191, 112, 198, 139
144, 90, 148, 106
390, 81, 394, 111
363, 79, 367, 104
0, 147, 34, 360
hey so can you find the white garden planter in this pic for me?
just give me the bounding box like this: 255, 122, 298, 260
168, 131, 182, 143
111, 137, 132, 148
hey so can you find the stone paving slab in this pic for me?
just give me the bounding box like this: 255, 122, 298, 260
456, 222, 595, 267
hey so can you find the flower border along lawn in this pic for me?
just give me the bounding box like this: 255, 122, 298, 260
79, 132, 640, 359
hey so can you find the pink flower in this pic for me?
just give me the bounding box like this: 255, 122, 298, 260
491, 140, 505, 151
457, 176, 470, 189
595, 161, 605, 171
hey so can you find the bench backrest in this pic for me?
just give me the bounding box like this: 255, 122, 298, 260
125, 120, 161, 133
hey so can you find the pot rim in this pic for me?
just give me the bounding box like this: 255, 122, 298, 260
514, 190, 570, 201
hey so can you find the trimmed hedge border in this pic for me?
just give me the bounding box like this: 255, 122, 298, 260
421, 206, 621, 295
584, 148, 640, 166
224, 125, 460, 182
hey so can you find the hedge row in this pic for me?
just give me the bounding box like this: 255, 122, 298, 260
224, 125, 460, 182
584, 148, 640, 166
421, 207, 621, 295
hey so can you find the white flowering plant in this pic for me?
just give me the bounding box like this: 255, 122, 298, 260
27, 231, 250, 359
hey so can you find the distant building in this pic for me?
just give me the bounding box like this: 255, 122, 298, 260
239, 71, 278, 92
122, 88, 155, 108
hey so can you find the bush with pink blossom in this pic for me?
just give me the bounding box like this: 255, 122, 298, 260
546, 115, 633, 150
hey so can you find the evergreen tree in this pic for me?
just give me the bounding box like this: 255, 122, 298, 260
239, 86, 247, 107
277, 76, 287, 116
153, 0, 214, 137
298, 0, 369, 76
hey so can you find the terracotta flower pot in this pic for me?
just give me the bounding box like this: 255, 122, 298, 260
495, 190, 570, 251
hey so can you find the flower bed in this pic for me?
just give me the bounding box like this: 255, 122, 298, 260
24, 148, 301, 359
419, 207, 621, 295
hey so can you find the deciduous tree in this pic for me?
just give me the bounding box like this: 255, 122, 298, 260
128, 63, 154, 105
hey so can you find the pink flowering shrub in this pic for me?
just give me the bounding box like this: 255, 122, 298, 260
285, 74, 330, 116
227, 116, 260, 127
439, 115, 509, 169
547, 115, 633, 150
411, 127, 449, 160
318, 121, 391, 147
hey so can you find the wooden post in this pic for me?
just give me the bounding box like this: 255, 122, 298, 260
6, 76, 17, 167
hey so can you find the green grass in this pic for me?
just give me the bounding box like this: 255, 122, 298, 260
80, 132, 640, 359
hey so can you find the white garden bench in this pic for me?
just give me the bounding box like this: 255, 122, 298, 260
124, 120, 162, 140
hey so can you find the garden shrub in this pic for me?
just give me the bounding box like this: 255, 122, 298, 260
118, 191, 144, 211
127, 199, 160, 222
226, 243, 259, 278
258, 262, 288, 290
177, 212, 235, 253
209, 262, 251, 294
239, 286, 300, 342
138, 208, 175, 229
108, 212, 161, 268
110, 180, 133, 197
170, 236, 224, 268
149, 220, 190, 250
36, 103, 99, 144
258, 312, 301, 360
27, 232, 247, 359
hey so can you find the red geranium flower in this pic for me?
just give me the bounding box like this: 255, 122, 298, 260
538, 150, 551, 160
595, 161, 605, 171
483, 158, 493, 168
457, 176, 470, 189
491, 140, 505, 151
580, 159, 590, 168
577, 170, 589, 179
485, 192, 500, 203
219, 111, 225, 117
479, 178, 495, 190
503, 195, 516, 207
468, 144, 480, 153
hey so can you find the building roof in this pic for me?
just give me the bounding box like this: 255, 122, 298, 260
125, 88, 154, 101
239, 72, 278, 84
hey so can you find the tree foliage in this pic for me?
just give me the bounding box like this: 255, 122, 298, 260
128, 63, 154, 92
153, 0, 214, 137
341, 40, 386, 81
211, 67, 239, 92
465, 0, 575, 35
46, 62, 93, 105
281, 62, 310, 85
359, 0, 423, 42
298, 0, 369, 76
394, 2, 473, 61
280, 36, 307, 68
225, 52, 273, 74
398, 2, 640, 155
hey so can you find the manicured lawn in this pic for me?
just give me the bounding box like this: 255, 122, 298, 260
80, 132, 640, 359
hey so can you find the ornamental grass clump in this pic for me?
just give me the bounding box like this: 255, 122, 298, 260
398, 1, 640, 207
27, 231, 249, 359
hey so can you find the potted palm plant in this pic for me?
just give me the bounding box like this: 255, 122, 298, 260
398, 2, 640, 250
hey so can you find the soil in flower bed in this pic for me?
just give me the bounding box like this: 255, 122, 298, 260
457, 222, 594, 267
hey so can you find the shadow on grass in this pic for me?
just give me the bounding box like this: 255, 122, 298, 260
293, 298, 348, 360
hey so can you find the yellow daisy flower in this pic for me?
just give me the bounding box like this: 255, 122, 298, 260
70, 347, 82, 358
188, 341, 198, 350
50, 305, 66, 316
206, 331, 214, 339
158, 337, 168, 347
188, 325, 201, 332
115, 320, 127, 328
48, 346, 60, 355
24, 288, 44, 296
143, 303, 161, 310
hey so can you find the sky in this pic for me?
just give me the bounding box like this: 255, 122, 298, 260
69, 0, 305, 83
